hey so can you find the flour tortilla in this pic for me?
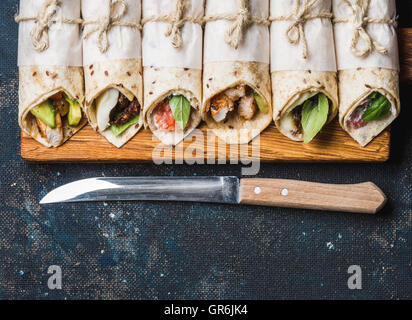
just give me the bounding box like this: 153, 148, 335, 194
18, 65, 87, 148
84, 58, 143, 148
339, 68, 400, 147
272, 70, 338, 141
143, 66, 202, 146
202, 61, 272, 144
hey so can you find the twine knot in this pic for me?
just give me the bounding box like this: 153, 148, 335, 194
15, 0, 65, 52
165, 0, 187, 48
142, 0, 203, 48
83, 0, 139, 54
225, 0, 251, 50
334, 0, 395, 58
275, 0, 331, 60
352, 4, 365, 30
203, 0, 270, 50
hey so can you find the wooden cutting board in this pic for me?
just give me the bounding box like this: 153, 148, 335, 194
21, 28, 412, 163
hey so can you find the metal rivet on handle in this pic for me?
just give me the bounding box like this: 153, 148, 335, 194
281, 189, 289, 196
254, 187, 262, 195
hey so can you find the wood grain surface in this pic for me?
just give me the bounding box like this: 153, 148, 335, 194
21, 28, 412, 163
239, 179, 387, 214
21, 119, 390, 163
400, 28, 412, 82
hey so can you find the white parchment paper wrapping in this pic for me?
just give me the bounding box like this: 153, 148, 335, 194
18, 0, 82, 67
270, 0, 336, 72
333, 0, 399, 71
204, 0, 269, 64
82, 0, 142, 66
142, 0, 203, 69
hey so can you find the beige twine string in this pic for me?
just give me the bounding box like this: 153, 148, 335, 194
142, 0, 203, 48
269, 0, 332, 60
333, 0, 397, 58
83, 0, 140, 54
15, 0, 82, 52
203, 0, 270, 50
164, 0, 187, 48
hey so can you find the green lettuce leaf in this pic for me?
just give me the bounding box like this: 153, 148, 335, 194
111, 114, 140, 137
361, 92, 391, 122
301, 93, 329, 144
169, 95, 191, 130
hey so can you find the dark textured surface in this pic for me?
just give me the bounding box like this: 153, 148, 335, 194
0, 0, 410, 300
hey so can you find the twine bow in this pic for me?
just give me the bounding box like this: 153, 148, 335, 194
225, 0, 251, 50
334, 0, 397, 58
204, 0, 270, 50
165, 0, 187, 48
142, 0, 202, 48
270, 0, 332, 59
83, 0, 139, 53
15, 0, 82, 52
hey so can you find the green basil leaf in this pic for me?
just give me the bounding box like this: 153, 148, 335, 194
111, 114, 140, 137
301, 93, 329, 144
361, 93, 391, 122
253, 92, 269, 113
169, 95, 191, 130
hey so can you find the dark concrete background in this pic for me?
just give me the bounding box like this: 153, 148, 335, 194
0, 1, 410, 300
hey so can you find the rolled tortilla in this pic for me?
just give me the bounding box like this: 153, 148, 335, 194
82, 0, 143, 148
202, 0, 272, 145
17, 0, 86, 148
333, 0, 400, 147
142, 0, 203, 146
270, 0, 338, 142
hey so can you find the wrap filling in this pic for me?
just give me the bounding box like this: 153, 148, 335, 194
279, 92, 331, 144
346, 92, 391, 130
30, 92, 82, 147
209, 84, 268, 123
95, 88, 141, 137
153, 95, 193, 132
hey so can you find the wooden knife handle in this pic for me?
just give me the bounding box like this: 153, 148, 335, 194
239, 179, 387, 214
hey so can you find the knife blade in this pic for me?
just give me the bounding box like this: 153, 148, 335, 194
40, 176, 387, 214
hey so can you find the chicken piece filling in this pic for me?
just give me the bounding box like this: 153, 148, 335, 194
210, 85, 260, 123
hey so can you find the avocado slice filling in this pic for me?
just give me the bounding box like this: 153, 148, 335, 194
30, 100, 56, 129
31, 93, 82, 129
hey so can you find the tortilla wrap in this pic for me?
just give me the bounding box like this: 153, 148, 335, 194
339, 68, 399, 146
142, 66, 202, 146
270, 0, 337, 142
202, 0, 272, 144
82, 0, 143, 148
141, 0, 204, 146
84, 59, 143, 148
333, 0, 400, 146
202, 61, 272, 144
17, 0, 85, 148
272, 71, 338, 141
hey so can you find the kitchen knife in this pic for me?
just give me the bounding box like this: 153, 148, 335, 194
39, 177, 387, 214
40, 177, 387, 214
